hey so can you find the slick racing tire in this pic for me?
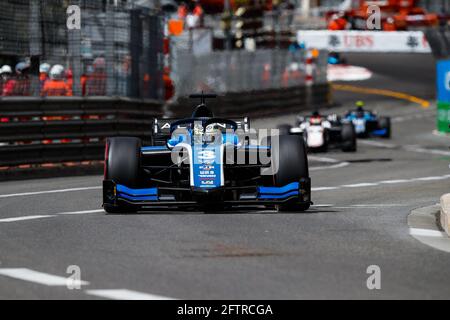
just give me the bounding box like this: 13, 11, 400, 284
104, 137, 141, 214
379, 117, 391, 139
270, 135, 310, 212
277, 124, 292, 136
341, 123, 357, 152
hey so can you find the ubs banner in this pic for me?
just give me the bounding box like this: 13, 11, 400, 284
437, 59, 450, 133
296, 30, 431, 53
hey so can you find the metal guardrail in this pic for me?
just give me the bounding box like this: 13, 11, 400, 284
0, 97, 163, 168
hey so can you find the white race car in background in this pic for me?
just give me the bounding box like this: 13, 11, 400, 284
278, 112, 357, 152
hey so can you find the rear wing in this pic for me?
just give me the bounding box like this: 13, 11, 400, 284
152, 117, 250, 136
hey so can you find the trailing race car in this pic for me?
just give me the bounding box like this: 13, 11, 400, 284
278, 111, 357, 152
344, 102, 391, 138
328, 52, 347, 65
103, 93, 311, 213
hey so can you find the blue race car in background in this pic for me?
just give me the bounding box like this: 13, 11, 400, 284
344, 102, 391, 138
328, 52, 347, 65
103, 93, 312, 213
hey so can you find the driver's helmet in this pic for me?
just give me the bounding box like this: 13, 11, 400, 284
355, 101, 365, 109
310, 112, 322, 125
193, 122, 204, 135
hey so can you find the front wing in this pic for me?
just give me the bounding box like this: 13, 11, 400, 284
103, 178, 311, 209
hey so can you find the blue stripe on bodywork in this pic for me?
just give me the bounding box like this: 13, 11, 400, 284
258, 190, 299, 199
141, 146, 168, 151
116, 184, 158, 196
118, 193, 158, 201
372, 129, 387, 136
257, 182, 299, 195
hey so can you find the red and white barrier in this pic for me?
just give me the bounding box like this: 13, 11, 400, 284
327, 64, 373, 82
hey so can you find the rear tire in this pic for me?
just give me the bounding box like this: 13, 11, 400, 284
341, 123, 357, 152
104, 137, 141, 213
379, 117, 391, 138
269, 135, 310, 212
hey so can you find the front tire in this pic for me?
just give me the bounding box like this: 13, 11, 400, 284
341, 123, 357, 152
379, 117, 391, 138
104, 137, 141, 213
269, 135, 310, 212
277, 124, 292, 136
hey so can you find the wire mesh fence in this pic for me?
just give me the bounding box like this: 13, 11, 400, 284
0, 0, 164, 99
173, 48, 328, 98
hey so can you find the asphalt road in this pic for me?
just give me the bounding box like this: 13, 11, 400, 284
0, 99, 449, 299
333, 53, 436, 104
0, 54, 449, 300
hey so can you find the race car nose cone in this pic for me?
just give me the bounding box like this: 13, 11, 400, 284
191, 187, 224, 204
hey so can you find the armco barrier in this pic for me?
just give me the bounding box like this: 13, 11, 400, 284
0, 97, 163, 168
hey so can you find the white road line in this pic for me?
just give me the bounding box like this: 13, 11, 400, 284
308, 156, 340, 163
310, 161, 350, 171
412, 174, 450, 181
0, 215, 56, 223
312, 186, 339, 191
0, 210, 101, 224
358, 140, 396, 149
359, 140, 450, 157
404, 146, 450, 157
409, 228, 447, 238
334, 204, 407, 209
0, 186, 101, 199
314, 175, 450, 192
350, 204, 406, 207
392, 112, 435, 123
309, 155, 350, 171
379, 179, 409, 184
85, 289, 174, 300
57, 209, 104, 215
341, 183, 379, 188
0, 268, 89, 286
311, 204, 405, 209
415, 176, 448, 181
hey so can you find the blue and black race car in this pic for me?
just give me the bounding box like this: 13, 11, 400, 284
344, 102, 391, 138
103, 94, 311, 213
